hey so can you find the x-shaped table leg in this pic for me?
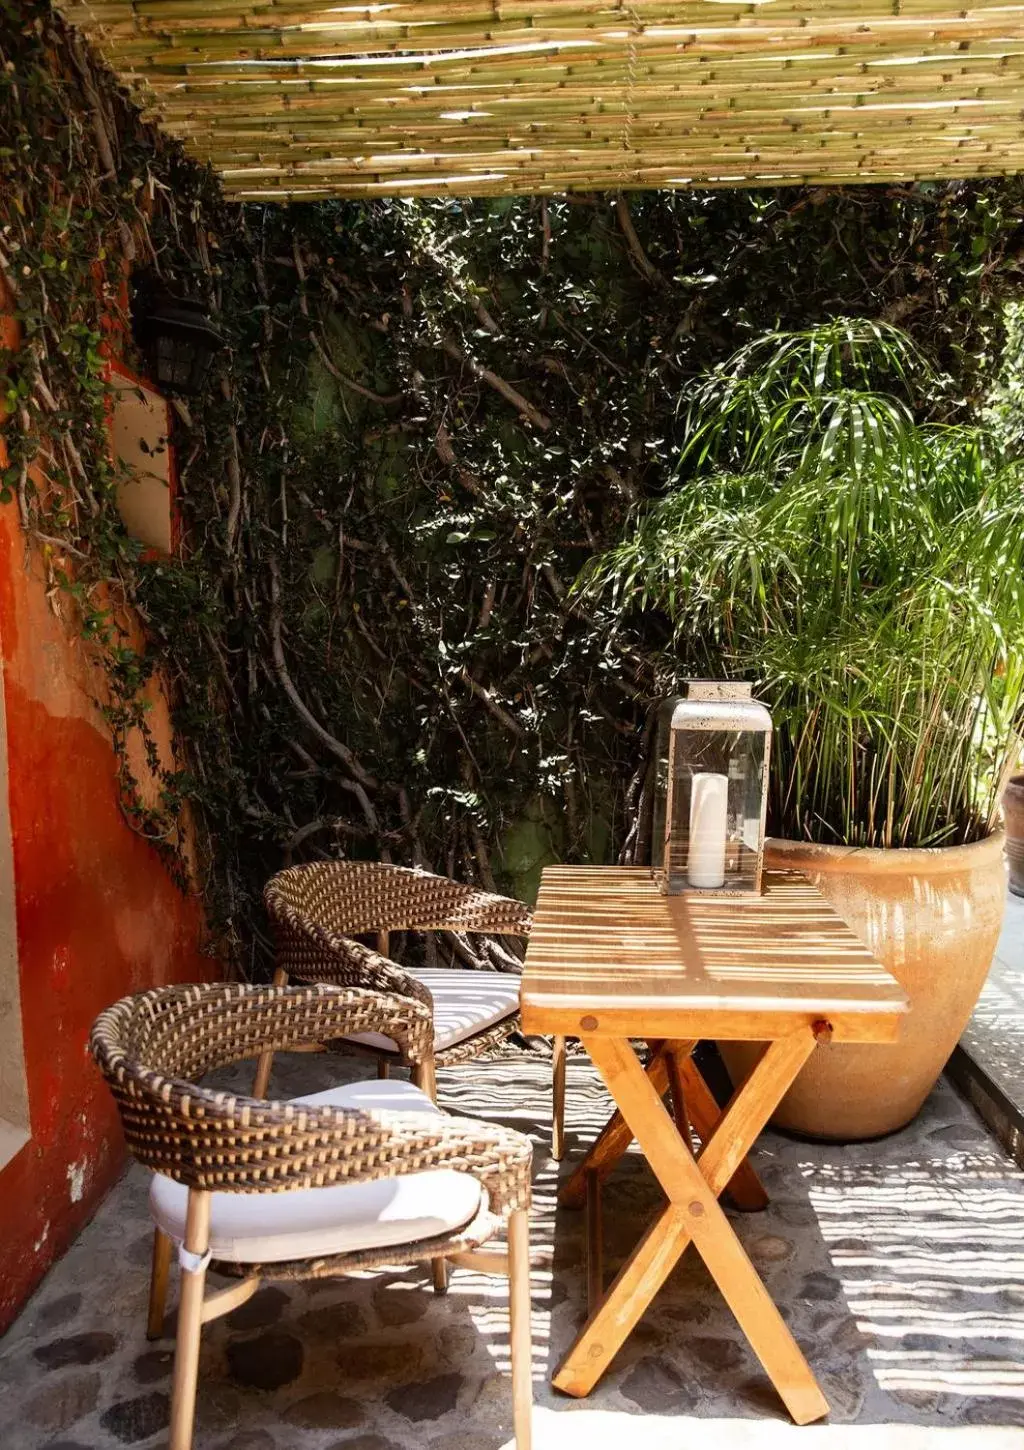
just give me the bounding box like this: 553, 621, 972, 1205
559, 1040, 767, 1213
553, 1028, 829, 1425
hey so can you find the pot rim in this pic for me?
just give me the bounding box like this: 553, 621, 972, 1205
765, 828, 1005, 876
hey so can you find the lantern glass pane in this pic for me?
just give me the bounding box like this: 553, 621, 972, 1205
173, 340, 196, 389
155, 334, 175, 388
649, 697, 677, 879
663, 728, 767, 893
190, 349, 213, 394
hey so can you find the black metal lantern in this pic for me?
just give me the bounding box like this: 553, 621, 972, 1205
134, 291, 226, 396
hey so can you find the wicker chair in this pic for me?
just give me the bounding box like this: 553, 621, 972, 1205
260, 861, 568, 1162
91, 981, 533, 1450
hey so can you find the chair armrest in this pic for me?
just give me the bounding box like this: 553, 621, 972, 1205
92, 982, 434, 1089
272, 918, 435, 1013
247, 980, 435, 1063
432, 888, 533, 938
293, 1103, 533, 1216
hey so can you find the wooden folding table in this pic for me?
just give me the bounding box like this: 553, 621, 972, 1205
520, 865, 908, 1425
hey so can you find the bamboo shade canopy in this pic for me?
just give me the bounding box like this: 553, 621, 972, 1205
60, 0, 1024, 199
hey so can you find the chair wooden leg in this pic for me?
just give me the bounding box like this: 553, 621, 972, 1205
414, 1048, 440, 1294
252, 968, 288, 1098
169, 1190, 211, 1450
552, 1035, 567, 1161
413, 1051, 437, 1102
147, 1228, 173, 1341
508, 1208, 533, 1450
377, 1057, 390, 1080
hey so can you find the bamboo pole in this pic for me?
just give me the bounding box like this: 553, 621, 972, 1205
92, 13, 1024, 70
174, 103, 1024, 139
64, 0, 1024, 18
138, 58, 1024, 106
123, 51, 1024, 110
69, 0, 1024, 25
71, 1, 1024, 45
222, 156, 1024, 198
146, 67, 1024, 122
124, 37, 1024, 80
216, 148, 1024, 186
189, 121, 1024, 167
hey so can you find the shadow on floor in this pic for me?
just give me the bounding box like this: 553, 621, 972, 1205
1, 1049, 1024, 1448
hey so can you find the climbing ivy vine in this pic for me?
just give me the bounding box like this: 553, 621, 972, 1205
3, 4, 1024, 969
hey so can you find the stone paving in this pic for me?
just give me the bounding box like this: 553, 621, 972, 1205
3, 1048, 1024, 1450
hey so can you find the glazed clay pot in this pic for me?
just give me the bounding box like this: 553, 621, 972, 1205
1003, 776, 1024, 897
719, 831, 1006, 1140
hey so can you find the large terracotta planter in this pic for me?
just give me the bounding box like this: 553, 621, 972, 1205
1003, 776, 1024, 897
719, 831, 1006, 1140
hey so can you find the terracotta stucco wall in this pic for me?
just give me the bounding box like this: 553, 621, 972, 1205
0, 306, 215, 1334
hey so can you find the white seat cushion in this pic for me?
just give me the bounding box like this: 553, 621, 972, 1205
348, 967, 520, 1055
149, 1078, 482, 1264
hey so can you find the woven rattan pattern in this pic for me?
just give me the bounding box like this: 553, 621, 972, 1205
266, 862, 534, 938
264, 862, 532, 1065
91, 982, 532, 1214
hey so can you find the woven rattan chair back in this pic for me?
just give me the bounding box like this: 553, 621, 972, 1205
265, 860, 533, 940
92, 982, 443, 1193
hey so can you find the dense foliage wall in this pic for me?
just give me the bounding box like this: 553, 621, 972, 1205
4, 5, 1024, 967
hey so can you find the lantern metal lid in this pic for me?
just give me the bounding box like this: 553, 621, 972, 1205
651, 680, 772, 898
672, 680, 770, 732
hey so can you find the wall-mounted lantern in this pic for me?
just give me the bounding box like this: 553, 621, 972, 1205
133, 289, 226, 396
651, 681, 772, 896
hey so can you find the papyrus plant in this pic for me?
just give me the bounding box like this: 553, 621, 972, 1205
583, 321, 1024, 847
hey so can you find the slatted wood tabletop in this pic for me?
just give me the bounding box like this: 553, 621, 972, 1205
521, 865, 908, 1042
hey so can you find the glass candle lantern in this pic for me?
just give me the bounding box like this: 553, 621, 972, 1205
651, 682, 772, 895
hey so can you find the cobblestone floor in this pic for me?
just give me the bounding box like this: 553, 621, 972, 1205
2, 1050, 1024, 1450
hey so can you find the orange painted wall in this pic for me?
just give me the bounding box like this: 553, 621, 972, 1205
0, 307, 216, 1333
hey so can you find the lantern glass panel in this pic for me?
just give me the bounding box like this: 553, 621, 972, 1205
154, 329, 212, 393
651, 683, 771, 896
650, 696, 676, 882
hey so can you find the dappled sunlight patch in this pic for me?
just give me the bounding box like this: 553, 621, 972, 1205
806, 1150, 1024, 1402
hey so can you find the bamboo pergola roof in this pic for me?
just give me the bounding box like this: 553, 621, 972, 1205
61, 0, 1024, 200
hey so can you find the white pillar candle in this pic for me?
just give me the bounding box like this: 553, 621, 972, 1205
688, 771, 729, 889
